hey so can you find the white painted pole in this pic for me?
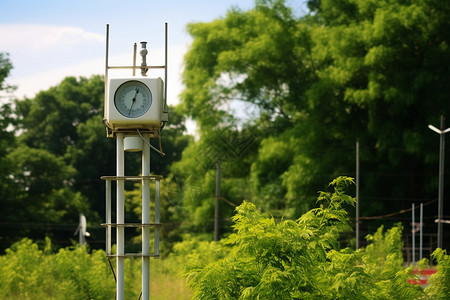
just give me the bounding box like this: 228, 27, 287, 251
106, 180, 111, 255
116, 133, 125, 300
420, 203, 423, 261
437, 116, 446, 249
428, 115, 450, 250
142, 133, 151, 300
155, 180, 160, 257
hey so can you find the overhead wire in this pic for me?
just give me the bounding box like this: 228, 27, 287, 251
360, 198, 437, 220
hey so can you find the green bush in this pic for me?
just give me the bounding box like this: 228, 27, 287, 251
2, 177, 450, 299
0, 238, 190, 299
182, 177, 446, 299
425, 248, 450, 299
0, 238, 114, 299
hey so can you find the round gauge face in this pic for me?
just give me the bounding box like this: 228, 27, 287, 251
114, 81, 152, 118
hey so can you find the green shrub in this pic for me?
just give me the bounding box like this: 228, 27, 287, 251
0, 238, 190, 299
0, 238, 115, 299
425, 248, 450, 299
2, 177, 450, 299
183, 177, 427, 299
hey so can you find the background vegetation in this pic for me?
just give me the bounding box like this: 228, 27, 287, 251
1, 178, 450, 299
1, 0, 450, 298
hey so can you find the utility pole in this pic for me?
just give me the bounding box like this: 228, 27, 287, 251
214, 159, 221, 242
356, 139, 360, 250
428, 115, 450, 249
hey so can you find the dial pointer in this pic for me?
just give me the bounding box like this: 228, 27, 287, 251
128, 88, 139, 116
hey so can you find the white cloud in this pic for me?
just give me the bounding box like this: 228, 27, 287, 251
0, 24, 104, 53
1, 24, 105, 81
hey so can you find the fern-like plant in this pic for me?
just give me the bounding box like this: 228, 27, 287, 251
184, 177, 427, 299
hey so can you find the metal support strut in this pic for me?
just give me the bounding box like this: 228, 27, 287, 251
116, 133, 125, 300
102, 134, 161, 300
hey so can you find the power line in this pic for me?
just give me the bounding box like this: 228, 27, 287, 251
360, 199, 436, 220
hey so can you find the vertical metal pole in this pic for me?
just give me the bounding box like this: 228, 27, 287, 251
214, 159, 221, 242
78, 214, 83, 246
412, 203, 415, 265
155, 180, 160, 257
116, 133, 125, 300
164, 23, 168, 113
142, 133, 150, 300
429, 115, 449, 250
437, 116, 445, 249
356, 140, 360, 250
420, 203, 423, 261
104, 24, 109, 121
133, 43, 137, 77
106, 180, 111, 255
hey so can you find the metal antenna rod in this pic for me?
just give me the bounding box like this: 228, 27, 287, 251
133, 43, 137, 76
164, 22, 168, 113
104, 24, 110, 121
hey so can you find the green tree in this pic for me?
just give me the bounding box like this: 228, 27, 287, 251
4, 74, 191, 249
0, 52, 14, 94
169, 122, 259, 241
149, 105, 192, 177
7, 76, 109, 247
178, 0, 450, 230
15, 75, 105, 156
0, 53, 20, 249
15, 76, 190, 208
1, 145, 91, 246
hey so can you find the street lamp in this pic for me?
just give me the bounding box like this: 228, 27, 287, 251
428, 115, 450, 249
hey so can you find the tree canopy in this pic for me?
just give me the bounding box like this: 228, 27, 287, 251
1, 0, 450, 250
0, 71, 190, 250
175, 0, 450, 243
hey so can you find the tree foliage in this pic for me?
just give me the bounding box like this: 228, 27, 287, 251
0, 76, 111, 248
0, 53, 14, 93
0, 238, 192, 300
183, 177, 445, 299
0, 73, 190, 250
1, 0, 450, 260
176, 0, 450, 234
0, 238, 115, 299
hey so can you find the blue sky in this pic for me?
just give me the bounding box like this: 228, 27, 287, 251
0, 0, 256, 102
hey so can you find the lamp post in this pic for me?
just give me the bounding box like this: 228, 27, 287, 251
428, 115, 450, 249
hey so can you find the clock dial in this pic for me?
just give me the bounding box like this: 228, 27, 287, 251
114, 81, 152, 118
